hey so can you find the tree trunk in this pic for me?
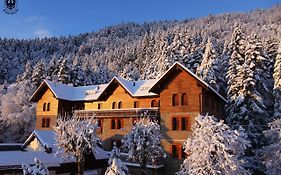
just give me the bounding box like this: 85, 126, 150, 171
77, 158, 84, 175
141, 159, 147, 175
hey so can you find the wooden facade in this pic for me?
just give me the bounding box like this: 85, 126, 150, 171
30, 62, 226, 174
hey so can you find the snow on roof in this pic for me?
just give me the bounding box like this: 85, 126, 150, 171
149, 62, 227, 103
114, 77, 158, 97
0, 150, 72, 167
93, 146, 110, 160
35, 130, 55, 149
44, 80, 108, 101
22, 130, 109, 160
31, 77, 158, 102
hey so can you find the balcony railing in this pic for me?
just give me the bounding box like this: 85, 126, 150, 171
74, 107, 160, 119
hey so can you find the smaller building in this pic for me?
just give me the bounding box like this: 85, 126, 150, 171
0, 130, 109, 175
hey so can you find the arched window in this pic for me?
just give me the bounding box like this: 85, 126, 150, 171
112, 102, 116, 109
151, 100, 158, 107
181, 93, 188, 106
172, 94, 179, 106
47, 103, 50, 111
118, 101, 122, 109
43, 103, 46, 111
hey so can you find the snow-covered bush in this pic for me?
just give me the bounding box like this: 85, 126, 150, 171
22, 158, 49, 175
54, 117, 101, 175
105, 143, 128, 175
177, 114, 250, 175
121, 119, 165, 175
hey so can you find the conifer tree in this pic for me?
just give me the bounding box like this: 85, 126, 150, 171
273, 42, 281, 119
196, 38, 219, 89
31, 60, 45, 88
58, 58, 71, 84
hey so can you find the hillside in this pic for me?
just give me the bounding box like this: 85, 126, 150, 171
0, 5, 280, 85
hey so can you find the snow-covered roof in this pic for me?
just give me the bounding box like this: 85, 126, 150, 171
149, 62, 227, 103
23, 130, 56, 149
111, 77, 158, 97
30, 77, 158, 102
0, 150, 71, 168
22, 130, 109, 160
30, 62, 225, 102
30, 80, 109, 102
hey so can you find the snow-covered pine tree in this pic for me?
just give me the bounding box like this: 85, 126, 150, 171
22, 157, 49, 175
105, 143, 129, 175
226, 34, 268, 150
177, 114, 250, 175
54, 117, 101, 175
46, 57, 59, 81
57, 57, 71, 84
16, 61, 32, 83
261, 118, 281, 175
196, 37, 220, 90
31, 60, 45, 88
226, 25, 246, 110
264, 37, 279, 79
71, 63, 86, 87
121, 119, 165, 175
273, 42, 281, 119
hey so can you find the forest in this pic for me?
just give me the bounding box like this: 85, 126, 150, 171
0, 5, 281, 173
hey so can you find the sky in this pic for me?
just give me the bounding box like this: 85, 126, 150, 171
0, 0, 280, 39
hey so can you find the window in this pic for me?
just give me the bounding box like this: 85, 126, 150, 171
41, 118, 50, 128
42, 118, 46, 127
111, 119, 123, 129
172, 116, 190, 131
171, 144, 185, 159
97, 119, 103, 133
172, 145, 178, 158
134, 101, 139, 108
118, 101, 122, 109
112, 102, 116, 109
47, 103, 50, 111
172, 117, 179, 130
172, 94, 179, 106
43, 103, 46, 111
111, 119, 116, 129
98, 103, 102, 109
151, 100, 158, 107
46, 118, 50, 127
181, 93, 188, 106
117, 119, 122, 129
181, 117, 188, 130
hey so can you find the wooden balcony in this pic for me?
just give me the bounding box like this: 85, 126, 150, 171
74, 107, 160, 119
